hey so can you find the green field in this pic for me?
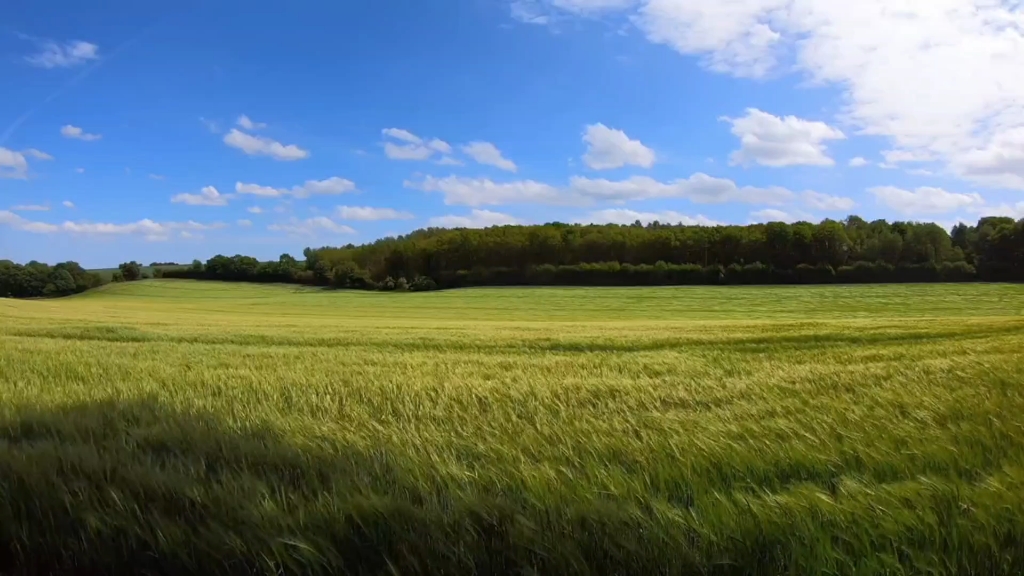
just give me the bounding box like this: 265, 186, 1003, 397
2, 280, 1024, 574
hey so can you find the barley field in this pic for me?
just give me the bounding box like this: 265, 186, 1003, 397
2, 280, 1024, 574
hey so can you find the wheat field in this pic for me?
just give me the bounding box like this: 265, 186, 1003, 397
2, 280, 1024, 574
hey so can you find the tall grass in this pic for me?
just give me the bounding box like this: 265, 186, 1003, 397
2, 280, 1024, 574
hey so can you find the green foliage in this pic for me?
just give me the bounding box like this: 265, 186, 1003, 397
1, 280, 1024, 573
168, 216, 1023, 292
0, 260, 105, 298
118, 261, 142, 282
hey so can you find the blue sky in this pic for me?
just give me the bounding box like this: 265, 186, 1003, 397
3, 0, 1024, 267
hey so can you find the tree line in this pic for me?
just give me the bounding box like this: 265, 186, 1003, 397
158, 215, 1023, 290
0, 260, 157, 298
4, 215, 1022, 298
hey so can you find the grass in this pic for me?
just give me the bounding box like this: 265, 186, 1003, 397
2, 280, 1024, 574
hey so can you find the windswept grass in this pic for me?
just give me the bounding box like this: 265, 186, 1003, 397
2, 280, 1024, 574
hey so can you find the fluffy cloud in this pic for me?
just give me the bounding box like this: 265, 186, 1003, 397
9, 204, 50, 212
407, 175, 564, 206
582, 209, 719, 226
223, 129, 309, 161
749, 208, 812, 223
461, 141, 518, 172
268, 217, 356, 235
171, 186, 229, 206
0, 147, 53, 179
247, 206, 264, 214
60, 125, 101, 141
582, 123, 656, 170
24, 40, 99, 68
566, 174, 795, 204
382, 128, 453, 161
336, 206, 414, 221
235, 177, 356, 198
23, 149, 53, 161
428, 209, 520, 228
969, 201, 1024, 219
848, 157, 869, 168
0, 211, 226, 241
723, 109, 845, 167
408, 173, 796, 206
62, 200, 75, 208
530, 1, 1024, 188
869, 186, 984, 215
237, 219, 253, 227
802, 190, 854, 211
237, 115, 267, 131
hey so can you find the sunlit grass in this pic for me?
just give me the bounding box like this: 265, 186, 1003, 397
2, 280, 1024, 574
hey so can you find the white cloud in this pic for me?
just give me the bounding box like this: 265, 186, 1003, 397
247, 206, 264, 214
882, 149, 934, 164
24, 40, 99, 68
75, 168, 85, 174
268, 216, 356, 235
461, 141, 518, 172
407, 175, 565, 206
567, 174, 794, 204
582, 209, 720, 225
0, 148, 29, 179
970, 202, 1024, 219
384, 142, 435, 160
171, 186, 229, 206
223, 129, 309, 161
336, 206, 414, 221
0, 147, 52, 179
9, 204, 49, 212
803, 190, 854, 211
237, 219, 253, 227
723, 108, 845, 167
581, 123, 656, 170
848, 157, 869, 167
429, 209, 520, 228
437, 156, 464, 166
22, 149, 53, 161
523, 0, 1024, 189
62, 200, 75, 208
382, 128, 422, 143
235, 177, 355, 199
0, 212, 226, 239
149, 173, 166, 180
60, 125, 101, 141
237, 115, 267, 131
750, 208, 812, 223
382, 128, 454, 162
908, 168, 937, 177
408, 173, 795, 206
870, 186, 984, 215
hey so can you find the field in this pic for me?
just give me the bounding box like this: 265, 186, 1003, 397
2, 280, 1024, 574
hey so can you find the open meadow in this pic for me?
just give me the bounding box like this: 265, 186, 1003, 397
2, 280, 1024, 574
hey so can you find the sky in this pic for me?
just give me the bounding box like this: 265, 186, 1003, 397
3, 0, 1024, 267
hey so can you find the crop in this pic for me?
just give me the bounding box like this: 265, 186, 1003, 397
2, 280, 1024, 574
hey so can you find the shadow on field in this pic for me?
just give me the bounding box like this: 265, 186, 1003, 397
2, 400, 1023, 575
0, 399, 706, 576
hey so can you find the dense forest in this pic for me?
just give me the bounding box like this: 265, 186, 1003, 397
0, 260, 107, 298
3, 215, 1023, 298
165, 215, 1022, 289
